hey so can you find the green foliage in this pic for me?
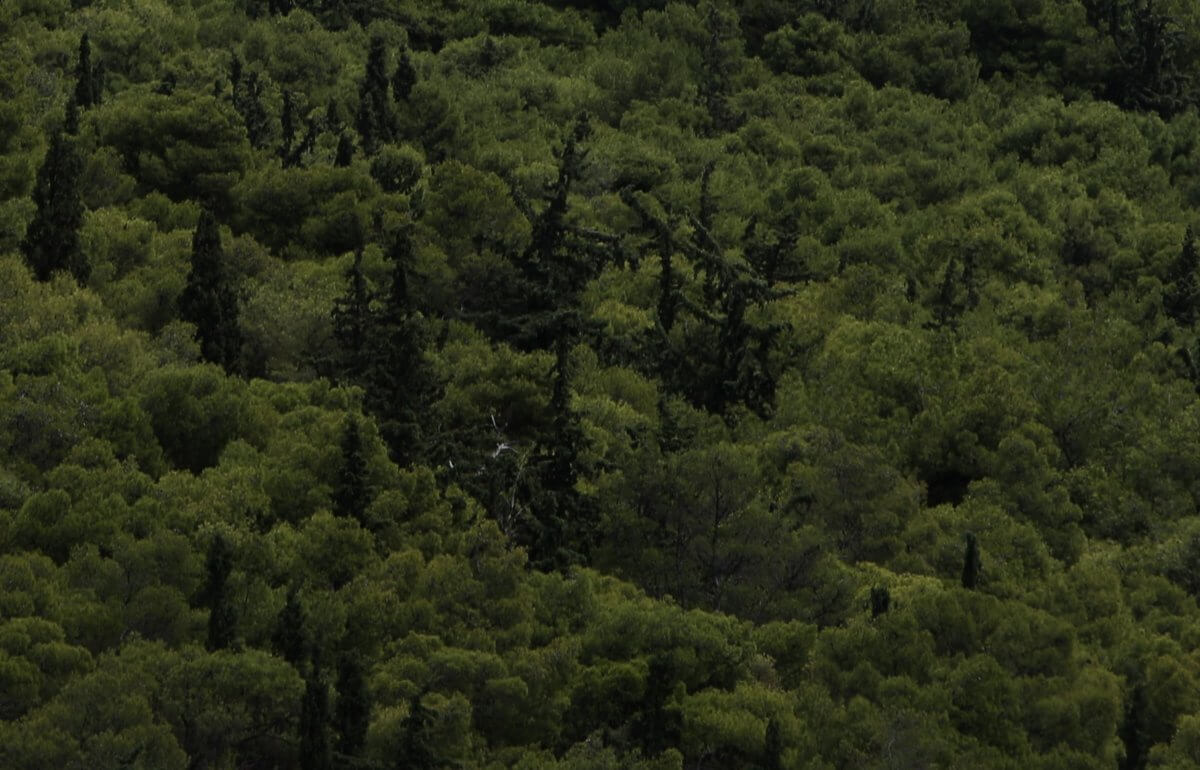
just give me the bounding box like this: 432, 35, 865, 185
180, 209, 243, 372
22, 128, 87, 284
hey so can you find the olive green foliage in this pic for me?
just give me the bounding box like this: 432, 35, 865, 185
6, 1, 1200, 767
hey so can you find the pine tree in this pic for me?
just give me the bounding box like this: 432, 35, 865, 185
1165, 226, 1200, 326
74, 33, 100, 110
961, 532, 980, 590
272, 586, 308, 668
180, 209, 243, 372
334, 656, 370, 761
332, 415, 371, 527
355, 36, 393, 155
22, 126, 87, 284
199, 534, 236, 651
300, 657, 332, 770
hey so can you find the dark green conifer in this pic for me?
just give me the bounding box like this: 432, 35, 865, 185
22, 126, 87, 284
1119, 680, 1148, 770
180, 210, 243, 372
335, 131, 355, 167
332, 415, 371, 527
630, 654, 682, 756
331, 248, 372, 380
356, 36, 394, 155
279, 90, 296, 160
961, 532, 980, 590
199, 534, 236, 651
396, 690, 436, 770
334, 655, 370, 761
392, 46, 417, 102
870, 585, 891, 617
762, 717, 784, 770
74, 33, 100, 109
300, 657, 332, 770
271, 586, 308, 668
234, 70, 271, 149
1165, 226, 1200, 326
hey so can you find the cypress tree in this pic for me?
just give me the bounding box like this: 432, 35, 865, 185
334, 655, 370, 761
200, 534, 236, 651
1119, 680, 1148, 770
234, 70, 271, 149
1165, 226, 1200, 326
180, 209, 243, 372
74, 33, 100, 110
396, 690, 436, 770
392, 46, 417, 103
335, 131, 355, 167
271, 586, 308, 668
630, 654, 681, 757
330, 248, 372, 380
332, 415, 371, 527
22, 126, 87, 284
762, 717, 784, 770
355, 36, 393, 155
300, 657, 332, 770
279, 90, 297, 160
870, 585, 891, 617
961, 532, 980, 590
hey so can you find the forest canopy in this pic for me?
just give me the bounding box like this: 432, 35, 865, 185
4, 0, 1200, 768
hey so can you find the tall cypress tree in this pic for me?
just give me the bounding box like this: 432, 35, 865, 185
300, 657, 332, 770
355, 36, 393, 155
396, 690, 436, 770
1166, 226, 1200, 327
271, 586, 308, 668
962, 532, 980, 590
199, 534, 236, 651
180, 209, 243, 372
74, 33, 100, 110
334, 655, 371, 761
22, 126, 87, 284
332, 415, 371, 527
762, 717, 784, 770
331, 248, 372, 381
392, 46, 417, 103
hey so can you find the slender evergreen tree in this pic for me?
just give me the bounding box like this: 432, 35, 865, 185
271, 586, 308, 668
180, 209, 243, 372
332, 415, 371, 527
199, 534, 236, 651
335, 131, 355, 167
331, 248, 372, 380
279, 90, 297, 161
300, 656, 332, 770
356, 36, 393, 155
74, 33, 100, 110
762, 717, 784, 770
962, 532, 980, 590
870, 585, 891, 617
22, 126, 87, 284
334, 655, 370, 761
1166, 226, 1200, 327
392, 46, 417, 103
396, 690, 436, 770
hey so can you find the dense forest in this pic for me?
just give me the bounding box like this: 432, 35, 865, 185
8, 0, 1200, 767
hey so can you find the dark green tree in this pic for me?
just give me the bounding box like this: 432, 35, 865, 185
392, 46, 417, 102
332, 415, 371, 527
1165, 226, 1200, 327
762, 717, 784, 770
334, 655, 370, 762
355, 36, 394, 155
361, 230, 439, 466
330, 248, 372, 381
629, 654, 682, 756
21, 127, 87, 283
396, 690, 436, 770
870, 585, 891, 617
300, 657, 332, 770
74, 33, 100, 110
1119, 680, 1149, 770
180, 209, 243, 372
335, 131, 355, 167
199, 534, 236, 651
272, 586, 309, 668
233, 68, 271, 150
961, 532, 980, 590
279, 90, 297, 160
